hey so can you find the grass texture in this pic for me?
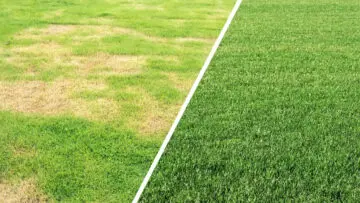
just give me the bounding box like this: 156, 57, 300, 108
0, 0, 234, 201
141, 0, 360, 202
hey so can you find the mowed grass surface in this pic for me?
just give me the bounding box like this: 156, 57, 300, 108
0, 0, 235, 201
141, 0, 360, 202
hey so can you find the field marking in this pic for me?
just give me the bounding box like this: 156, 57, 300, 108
132, 0, 243, 202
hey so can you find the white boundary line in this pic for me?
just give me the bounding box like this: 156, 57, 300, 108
132, 1, 243, 202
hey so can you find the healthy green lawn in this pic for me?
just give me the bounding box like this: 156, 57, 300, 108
141, 0, 360, 202
0, 0, 234, 201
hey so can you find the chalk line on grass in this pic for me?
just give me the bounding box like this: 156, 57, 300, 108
132, 1, 243, 202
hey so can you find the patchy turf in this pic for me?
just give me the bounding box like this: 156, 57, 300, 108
0, 179, 47, 202
0, 0, 235, 201
140, 0, 360, 202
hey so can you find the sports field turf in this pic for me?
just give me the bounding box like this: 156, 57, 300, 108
141, 0, 360, 201
0, 0, 234, 201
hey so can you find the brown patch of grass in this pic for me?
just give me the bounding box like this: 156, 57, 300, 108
0, 80, 120, 122
7, 42, 145, 77
17, 24, 166, 43
8, 26, 148, 78
16, 24, 207, 49
0, 46, 4, 55
208, 9, 229, 20
0, 179, 47, 203
7, 43, 70, 71
174, 37, 214, 44
124, 88, 179, 135
0, 80, 71, 115
11, 43, 67, 56
42, 9, 64, 20
42, 25, 76, 35
72, 25, 166, 43
2, 25, 148, 122
72, 98, 121, 122
3, 24, 194, 136
132, 3, 164, 11
140, 100, 180, 136
165, 72, 194, 92
74, 53, 145, 76
78, 17, 115, 25
16, 25, 75, 39
11, 146, 37, 158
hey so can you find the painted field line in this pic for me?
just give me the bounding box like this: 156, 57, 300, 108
132, 1, 243, 202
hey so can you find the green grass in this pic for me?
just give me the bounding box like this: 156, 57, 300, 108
141, 0, 360, 202
0, 0, 235, 201
0, 111, 159, 201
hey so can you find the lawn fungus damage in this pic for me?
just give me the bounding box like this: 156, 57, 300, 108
0, 80, 121, 122
14, 25, 212, 44
0, 1, 236, 201
0, 24, 203, 135
1, 25, 147, 123
0, 179, 47, 203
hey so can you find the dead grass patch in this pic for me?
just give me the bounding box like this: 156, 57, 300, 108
16, 24, 166, 43
4, 24, 195, 136
72, 98, 121, 122
0, 80, 120, 121
140, 99, 179, 135
42, 9, 64, 20
79, 17, 115, 25
0, 179, 47, 203
42, 25, 76, 35
132, 3, 164, 11
69, 25, 166, 43
124, 88, 179, 135
11, 43, 67, 56
0, 46, 4, 55
74, 53, 145, 76
7, 42, 145, 77
0, 80, 72, 115
175, 37, 214, 44
15, 24, 208, 47
11, 146, 37, 158
16, 25, 75, 39
165, 72, 193, 92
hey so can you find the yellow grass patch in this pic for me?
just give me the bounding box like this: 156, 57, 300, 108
11, 146, 37, 158
16, 25, 75, 39
0, 46, 4, 55
174, 37, 214, 44
0, 80, 72, 115
124, 88, 180, 135
0, 80, 120, 121
7, 42, 145, 77
16, 24, 166, 43
42, 9, 64, 20
15, 24, 212, 47
74, 53, 145, 76
78, 17, 115, 25
72, 98, 121, 122
165, 72, 194, 92
0, 180, 47, 203
132, 3, 164, 11
11, 43, 67, 56
2, 24, 200, 136
40, 25, 76, 35
140, 101, 178, 135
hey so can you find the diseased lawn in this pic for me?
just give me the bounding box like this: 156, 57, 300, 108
0, 0, 234, 201
141, 0, 360, 202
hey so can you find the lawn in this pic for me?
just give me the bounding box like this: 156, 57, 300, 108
141, 0, 360, 202
0, 0, 235, 201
